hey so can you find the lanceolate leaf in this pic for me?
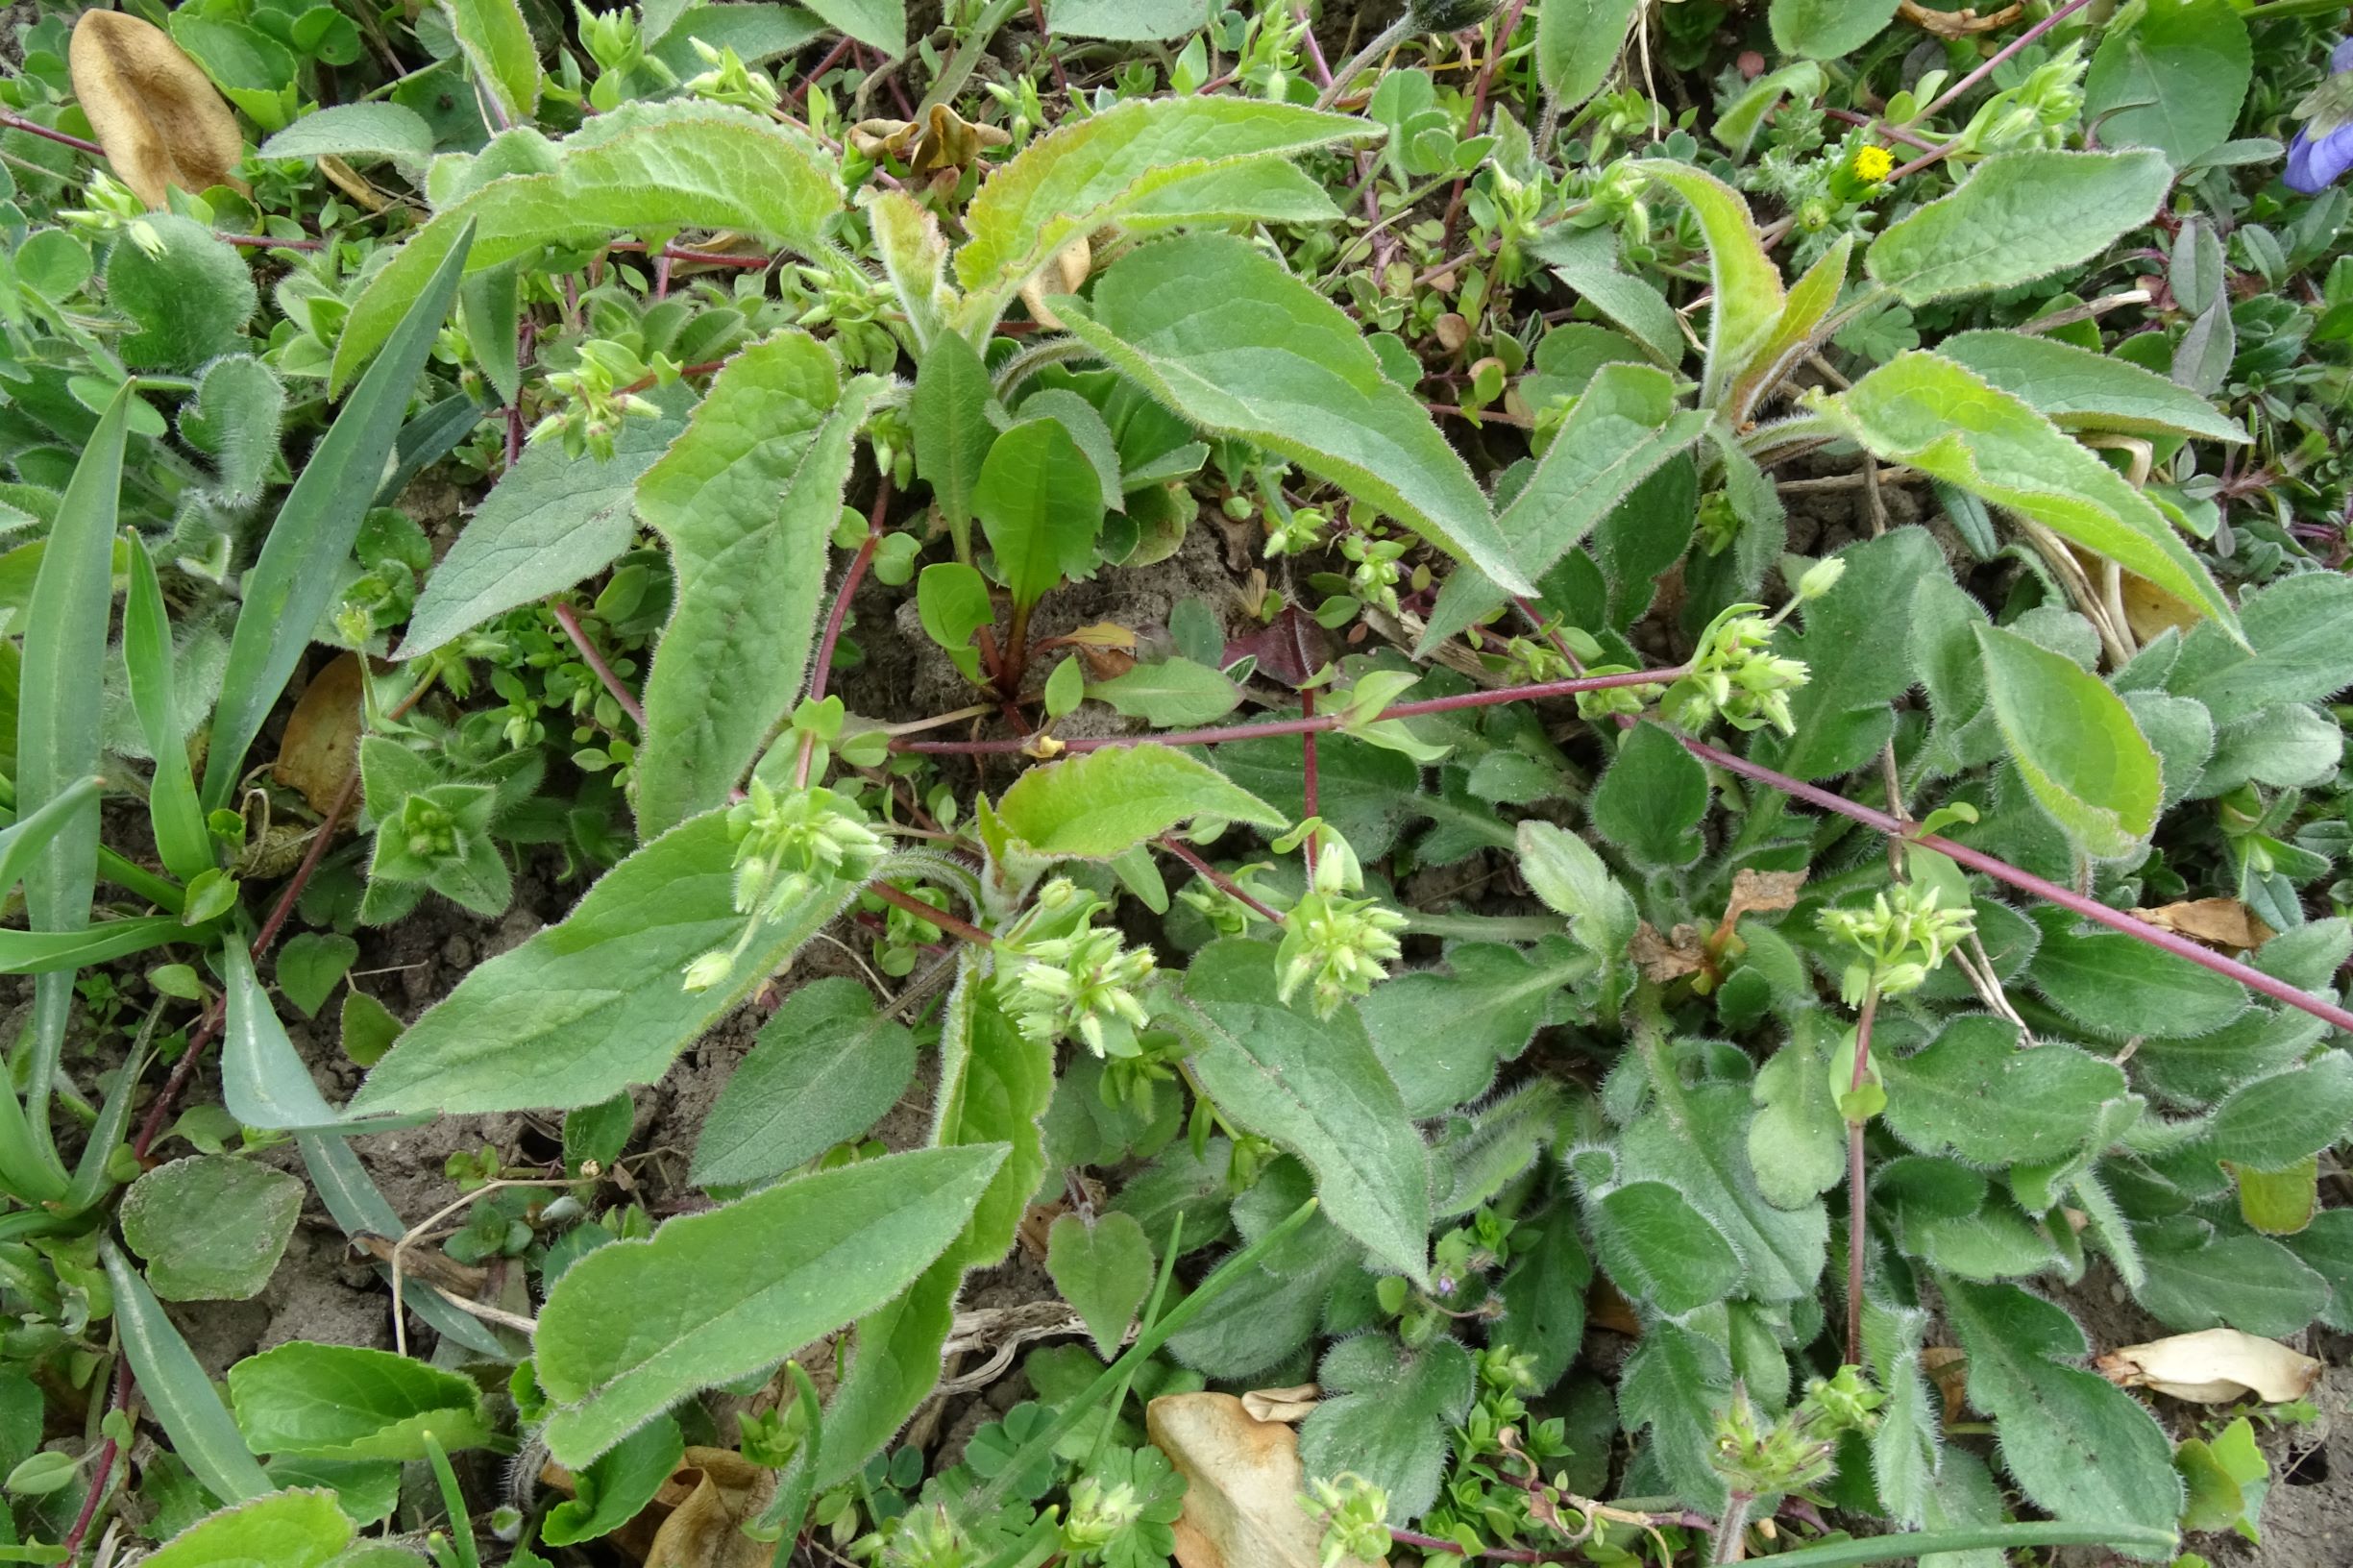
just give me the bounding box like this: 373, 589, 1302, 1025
16, 391, 126, 941
100, 1240, 274, 1506
123, 544, 212, 882
1056, 233, 1534, 595
1864, 150, 2173, 306
1626, 160, 1785, 405
821, 961, 1051, 1482
1939, 1276, 2182, 1549
633, 335, 881, 834
1825, 353, 2239, 635
536, 1143, 1007, 1465
444, 0, 540, 125
1420, 362, 1710, 646
1937, 330, 2247, 444
399, 396, 689, 657
1975, 623, 2162, 859
351, 810, 862, 1114
1618, 1321, 1733, 1511
911, 328, 996, 536
951, 96, 1367, 325
1589, 1180, 1744, 1316
690, 976, 920, 1187
205, 225, 477, 812
332, 104, 840, 392
1179, 939, 1432, 1282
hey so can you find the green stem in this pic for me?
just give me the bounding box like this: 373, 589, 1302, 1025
919, 0, 1023, 113
964, 1197, 1321, 1518
1755, 1521, 2176, 1568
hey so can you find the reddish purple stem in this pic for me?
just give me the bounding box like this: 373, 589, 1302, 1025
551, 601, 646, 727
1680, 735, 2353, 1036
895, 667, 1680, 755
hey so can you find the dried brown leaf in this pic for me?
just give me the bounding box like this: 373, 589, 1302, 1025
1630, 921, 1706, 983
645, 1448, 777, 1568
1239, 1384, 1320, 1424
69, 12, 247, 208
1724, 869, 1807, 925
2096, 1328, 2322, 1406
1148, 1394, 1380, 1568
2132, 897, 2273, 953
272, 652, 366, 815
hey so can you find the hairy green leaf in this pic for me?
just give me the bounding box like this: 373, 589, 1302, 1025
1975, 623, 2162, 859
538, 1143, 1004, 1465
1938, 1276, 2183, 1551
333, 105, 839, 391
141, 1490, 353, 1568
1826, 353, 2237, 634
229, 1343, 492, 1461
994, 742, 1286, 858
1180, 939, 1431, 1282
352, 811, 860, 1114
1937, 330, 2246, 444
1864, 150, 2172, 306
400, 398, 686, 656
635, 335, 879, 833
691, 976, 919, 1188
952, 97, 1364, 321
1535, 0, 1643, 113
1056, 233, 1532, 594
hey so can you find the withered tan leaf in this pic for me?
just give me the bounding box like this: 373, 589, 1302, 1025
1148, 1394, 1380, 1568
2132, 897, 2273, 953
69, 12, 248, 208
1630, 921, 1705, 983
645, 1448, 778, 1568
2096, 1327, 2322, 1406
1723, 868, 1807, 925
1239, 1384, 1319, 1424
272, 652, 366, 815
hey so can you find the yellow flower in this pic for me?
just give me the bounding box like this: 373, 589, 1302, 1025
1852, 144, 1896, 184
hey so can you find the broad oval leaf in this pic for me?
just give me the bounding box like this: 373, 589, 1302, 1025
228, 1343, 492, 1461
121, 1155, 304, 1302
1864, 149, 2173, 306
2082, 0, 2251, 168
1535, 0, 1644, 114
1769, 0, 1900, 59
975, 417, 1104, 608
258, 102, 436, 172
1591, 1180, 1744, 1316
1179, 939, 1432, 1283
1975, 622, 2162, 859
536, 1143, 1007, 1465
351, 810, 862, 1115
1057, 233, 1532, 594
1826, 352, 2238, 636
1880, 1017, 2131, 1167
332, 103, 840, 392
993, 742, 1286, 859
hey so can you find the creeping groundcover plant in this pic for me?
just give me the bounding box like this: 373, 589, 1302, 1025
9, 0, 2353, 1561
